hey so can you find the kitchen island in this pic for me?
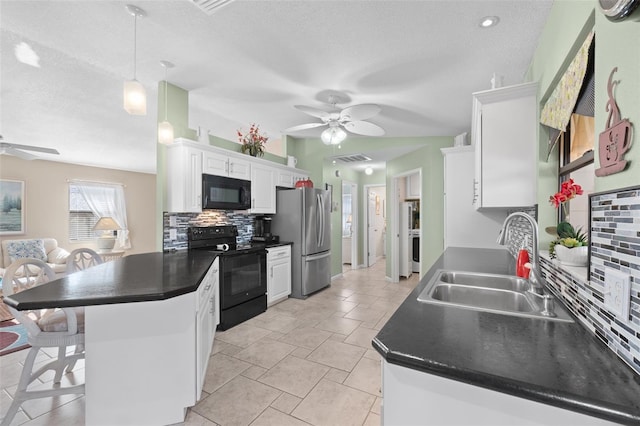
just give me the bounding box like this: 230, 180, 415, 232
373, 247, 640, 425
4, 250, 219, 426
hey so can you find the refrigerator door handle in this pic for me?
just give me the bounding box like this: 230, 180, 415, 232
305, 251, 331, 261
316, 193, 323, 248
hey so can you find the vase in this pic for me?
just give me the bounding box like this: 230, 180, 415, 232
554, 245, 588, 267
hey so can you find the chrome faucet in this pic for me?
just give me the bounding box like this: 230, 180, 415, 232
496, 212, 546, 295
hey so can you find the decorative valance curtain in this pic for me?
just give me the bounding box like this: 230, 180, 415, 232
540, 31, 594, 155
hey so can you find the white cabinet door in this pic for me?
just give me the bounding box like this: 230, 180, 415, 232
267, 246, 291, 305
228, 157, 251, 180
250, 164, 276, 214
166, 144, 202, 213
406, 173, 420, 199
203, 151, 251, 181
195, 259, 218, 401
277, 169, 294, 188
472, 82, 537, 209
442, 147, 507, 249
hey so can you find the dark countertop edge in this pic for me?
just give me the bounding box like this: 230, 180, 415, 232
373, 329, 640, 425
3, 285, 200, 311
265, 241, 293, 247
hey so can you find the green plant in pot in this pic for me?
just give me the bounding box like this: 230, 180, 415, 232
548, 179, 589, 264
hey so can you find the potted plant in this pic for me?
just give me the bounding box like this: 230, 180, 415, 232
548, 179, 589, 266
237, 124, 268, 157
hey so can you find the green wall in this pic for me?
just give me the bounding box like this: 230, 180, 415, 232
527, 1, 640, 248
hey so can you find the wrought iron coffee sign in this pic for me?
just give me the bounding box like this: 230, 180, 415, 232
595, 67, 633, 177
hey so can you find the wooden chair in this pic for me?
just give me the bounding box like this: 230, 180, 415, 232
66, 247, 103, 274
0, 258, 85, 426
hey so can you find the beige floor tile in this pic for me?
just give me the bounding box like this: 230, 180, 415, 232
242, 365, 268, 380
20, 397, 85, 426
344, 306, 386, 323
344, 294, 379, 305
250, 407, 309, 426
290, 347, 312, 359
179, 409, 219, 425
344, 356, 381, 396
202, 353, 251, 394
270, 392, 302, 414
279, 327, 331, 350
364, 349, 382, 361
344, 327, 379, 349
216, 324, 272, 348
234, 339, 297, 369
211, 339, 244, 356
314, 316, 361, 335
324, 368, 349, 384
291, 379, 376, 426
371, 397, 382, 415
307, 339, 366, 372
194, 375, 281, 426
258, 355, 329, 398
363, 411, 381, 426
249, 314, 299, 334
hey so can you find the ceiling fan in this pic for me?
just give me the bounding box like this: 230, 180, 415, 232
0, 135, 60, 160
283, 96, 385, 145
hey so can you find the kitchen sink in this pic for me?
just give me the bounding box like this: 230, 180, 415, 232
417, 270, 574, 322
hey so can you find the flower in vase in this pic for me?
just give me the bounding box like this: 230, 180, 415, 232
548, 179, 588, 258
237, 124, 268, 157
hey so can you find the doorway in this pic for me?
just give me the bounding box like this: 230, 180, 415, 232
363, 184, 386, 268
390, 169, 421, 283
341, 181, 357, 271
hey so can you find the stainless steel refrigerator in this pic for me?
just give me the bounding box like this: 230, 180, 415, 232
271, 187, 331, 299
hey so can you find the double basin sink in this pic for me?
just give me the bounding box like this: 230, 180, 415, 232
417, 270, 574, 323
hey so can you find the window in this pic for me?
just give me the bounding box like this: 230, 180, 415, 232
69, 184, 98, 241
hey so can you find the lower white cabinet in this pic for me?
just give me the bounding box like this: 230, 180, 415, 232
267, 245, 291, 305
196, 258, 219, 401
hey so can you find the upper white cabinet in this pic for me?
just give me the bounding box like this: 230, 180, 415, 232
203, 151, 251, 181
250, 163, 276, 214
166, 143, 202, 213
472, 82, 538, 209
406, 173, 421, 199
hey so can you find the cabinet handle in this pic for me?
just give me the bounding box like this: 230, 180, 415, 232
225, 161, 229, 173
270, 266, 274, 278
230, 162, 234, 174
252, 198, 255, 208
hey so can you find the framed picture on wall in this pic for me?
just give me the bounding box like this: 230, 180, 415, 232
0, 179, 25, 235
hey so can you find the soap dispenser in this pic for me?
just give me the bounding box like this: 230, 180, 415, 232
516, 236, 531, 279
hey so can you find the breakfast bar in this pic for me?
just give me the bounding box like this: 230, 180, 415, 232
4, 251, 219, 426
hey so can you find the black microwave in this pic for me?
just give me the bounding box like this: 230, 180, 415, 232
202, 174, 251, 210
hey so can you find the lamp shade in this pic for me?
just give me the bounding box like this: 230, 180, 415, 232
321, 127, 347, 145
158, 120, 174, 144
124, 79, 147, 115
93, 217, 120, 231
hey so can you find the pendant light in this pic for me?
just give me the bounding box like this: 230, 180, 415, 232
158, 60, 175, 145
321, 123, 347, 145
123, 4, 147, 115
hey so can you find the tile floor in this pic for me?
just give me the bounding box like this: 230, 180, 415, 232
0, 260, 419, 425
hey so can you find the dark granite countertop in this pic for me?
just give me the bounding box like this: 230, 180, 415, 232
373, 247, 640, 425
265, 241, 293, 248
4, 251, 217, 310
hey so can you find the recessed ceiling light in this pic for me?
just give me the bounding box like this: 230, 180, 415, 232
14, 42, 40, 68
480, 16, 500, 28
364, 167, 374, 176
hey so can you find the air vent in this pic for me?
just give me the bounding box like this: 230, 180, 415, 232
190, 0, 235, 15
331, 154, 372, 163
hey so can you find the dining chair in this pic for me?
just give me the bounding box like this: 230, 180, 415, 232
66, 247, 103, 274
0, 258, 85, 426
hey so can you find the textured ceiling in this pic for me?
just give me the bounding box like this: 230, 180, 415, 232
0, 0, 553, 174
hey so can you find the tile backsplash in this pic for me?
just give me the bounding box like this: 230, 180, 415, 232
540, 186, 640, 376
163, 210, 258, 250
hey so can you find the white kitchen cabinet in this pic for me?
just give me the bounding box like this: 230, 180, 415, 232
442, 146, 506, 249
406, 172, 420, 199
276, 169, 294, 187
203, 150, 251, 181
382, 360, 616, 425
196, 258, 218, 401
250, 163, 277, 214
267, 245, 291, 306
472, 82, 537, 209
166, 143, 202, 213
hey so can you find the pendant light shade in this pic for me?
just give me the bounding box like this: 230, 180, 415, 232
124, 5, 146, 115
321, 125, 347, 145
158, 60, 175, 144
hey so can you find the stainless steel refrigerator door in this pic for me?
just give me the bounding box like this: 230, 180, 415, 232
302, 250, 331, 296
303, 188, 331, 255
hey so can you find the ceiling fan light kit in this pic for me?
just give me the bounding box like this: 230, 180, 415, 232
123, 4, 147, 115
158, 60, 175, 145
321, 126, 347, 145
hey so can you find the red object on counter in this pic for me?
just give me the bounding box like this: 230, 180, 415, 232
516, 249, 530, 278
295, 178, 314, 188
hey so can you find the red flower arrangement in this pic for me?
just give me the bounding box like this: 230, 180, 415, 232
548, 179, 588, 258
237, 124, 268, 157
549, 179, 583, 216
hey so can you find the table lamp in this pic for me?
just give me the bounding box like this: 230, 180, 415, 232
93, 217, 120, 252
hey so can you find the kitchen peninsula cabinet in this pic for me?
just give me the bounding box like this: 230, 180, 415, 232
472, 82, 537, 209
166, 143, 202, 213
267, 245, 291, 305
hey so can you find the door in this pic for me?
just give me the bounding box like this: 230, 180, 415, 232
302, 188, 330, 255
399, 202, 412, 277
302, 251, 331, 296
368, 191, 377, 266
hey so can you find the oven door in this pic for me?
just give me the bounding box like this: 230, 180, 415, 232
219, 250, 267, 309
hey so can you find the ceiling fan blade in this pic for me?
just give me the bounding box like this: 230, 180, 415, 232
0, 142, 59, 155
282, 122, 326, 133
343, 120, 386, 136
294, 105, 331, 120
0, 147, 39, 160
340, 104, 381, 122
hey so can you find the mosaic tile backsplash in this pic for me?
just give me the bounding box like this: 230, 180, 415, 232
540, 187, 640, 377
163, 210, 259, 251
